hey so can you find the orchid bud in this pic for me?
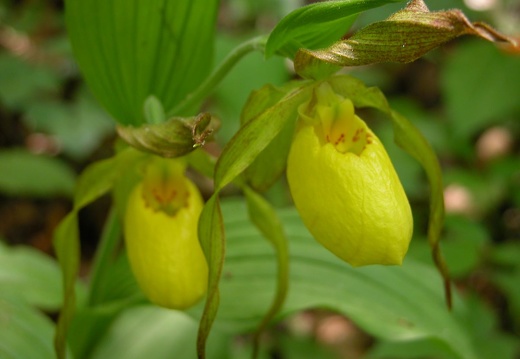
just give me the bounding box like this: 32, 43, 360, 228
286, 83, 413, 267
124, 157, 208, 309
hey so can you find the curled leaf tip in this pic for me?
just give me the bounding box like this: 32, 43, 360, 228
295, 0, 516, 79
117, 113, 220, 158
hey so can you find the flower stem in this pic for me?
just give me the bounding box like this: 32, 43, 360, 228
87, 207, 122, 306
168, 35, 267, 117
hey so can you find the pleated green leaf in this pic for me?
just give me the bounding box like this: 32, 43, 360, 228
0, 296, 60, 359
0, 242, 64, 310
65, 0, 219, 125
265, 0, 405, 59
90, 306, 230, 359
214, 200, 477, 359
295, 0, 515, 79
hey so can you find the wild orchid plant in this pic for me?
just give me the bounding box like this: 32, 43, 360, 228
54, 0, 514, 358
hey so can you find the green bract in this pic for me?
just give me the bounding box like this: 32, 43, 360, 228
287, 83, 413, 266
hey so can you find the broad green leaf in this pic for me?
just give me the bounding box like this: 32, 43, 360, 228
265, 0, 405, 59
328, 75, 450, 307
0, 149, 76, 197
277, 335, 337, 359
197, 194, 225, 359
211, 199, 477, 359
241, 81, 304, 191
53, 148, 144, 359
492, 269, 520, 326
68, 293, 145, 359
65, 0, 219, 125
490, 242, 520, 324
294, 0, 515, 79
0, 296, 58, 359
24, 91, 114, 160
456, 296, 519, 359
369, 338, 460, 359
442, 216, 488, 278
244, 187, 289, 356
90, 306, 230, 359
0, 54, 59, 110
409, 216, 489, 279
441, 40, 520, 141
0, 241, 83, 310
214, 84, 313, 191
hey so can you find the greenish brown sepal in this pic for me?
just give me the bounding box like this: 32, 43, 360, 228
295, 0, 516, 79
117, 113, 220, 158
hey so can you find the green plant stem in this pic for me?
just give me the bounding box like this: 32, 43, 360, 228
168, 35, 267, 117
87, 207, 122, 306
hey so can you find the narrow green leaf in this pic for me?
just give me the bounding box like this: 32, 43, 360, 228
214, 84, 313, 191
0, 149, 76, 198
241, 81, 305, 191
87, 208, 124, 307
53, 148, 144, 358
390, 110, 451, 308
197, 195, 225, 359
243, 187, 289, 358
65, 0, 219, 125
328, 75, 451, 307
240, 81, 304, 126
53, 213, 80, 359
74, 148, 145, 209
294, 0, 515, 79
265, 0, 405, 59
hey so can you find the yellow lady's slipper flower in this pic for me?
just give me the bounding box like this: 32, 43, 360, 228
287, 83, 413, 267
124, 157, 208, 309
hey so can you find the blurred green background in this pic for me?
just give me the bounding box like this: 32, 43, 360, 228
0, 0, 519, 358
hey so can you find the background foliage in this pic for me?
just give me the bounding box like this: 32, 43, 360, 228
0, 0, 519, 358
